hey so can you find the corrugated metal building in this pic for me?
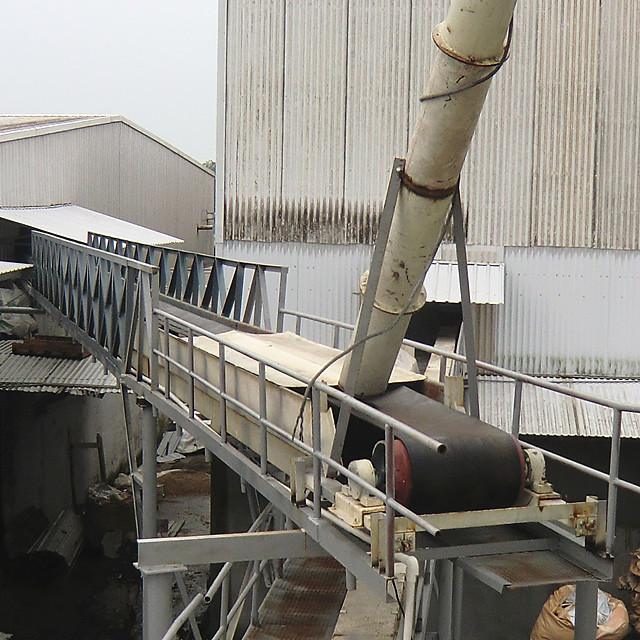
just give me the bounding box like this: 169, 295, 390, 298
0, 115, 214, 254
218, 1, 640, 384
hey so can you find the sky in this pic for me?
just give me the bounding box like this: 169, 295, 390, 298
1, 1, 218, 162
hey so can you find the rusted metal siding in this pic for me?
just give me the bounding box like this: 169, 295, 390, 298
0, 121, 213, 251
594, 1, 640, 251
221, 1, 640, 251
475, 247, 640, 377
223, 0, 285, 242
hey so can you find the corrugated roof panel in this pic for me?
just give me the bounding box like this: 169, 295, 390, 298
0, 204, 182, 246
424, 262, 504, 304
0, 261, 33, 278
479, 377, 640, 438
0, 340, 118, 395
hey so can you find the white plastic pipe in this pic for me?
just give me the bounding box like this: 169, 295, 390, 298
397, 553, 420, 640
341, 0, 517, 397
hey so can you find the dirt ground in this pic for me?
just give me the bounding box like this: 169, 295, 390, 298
0, 452, 212, 640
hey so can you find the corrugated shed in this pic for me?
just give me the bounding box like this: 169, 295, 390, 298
479, 377, 640, 439
0, 205, 182, 246
475, 246, 640, 377
0, 340, 118, 395
0, 119, 213, 252
221, 1, 640, 251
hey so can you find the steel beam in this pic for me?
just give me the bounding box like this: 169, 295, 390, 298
140, 400, 158, 538
138, 530, 327, 570
142, 570, 173, 640
574, 581, 598, 640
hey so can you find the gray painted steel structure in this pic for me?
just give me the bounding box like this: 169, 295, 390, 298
219, 1, 640, 252
0, 116, 214, 252
26, 232, 636, 639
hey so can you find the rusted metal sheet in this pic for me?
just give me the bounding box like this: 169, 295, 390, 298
243, 557, 346, 640
221, 1, 640, 251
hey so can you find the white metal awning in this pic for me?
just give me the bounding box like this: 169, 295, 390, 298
424, 261, 504, 304
0, 204, 183, 246
0, 261, 33, 282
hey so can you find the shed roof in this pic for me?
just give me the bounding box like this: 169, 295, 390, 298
0, 115, 214, 176
0, 261, 33, 282
0, 204, 183, 246
0, 340, 118, 395
478, 377, 640, 438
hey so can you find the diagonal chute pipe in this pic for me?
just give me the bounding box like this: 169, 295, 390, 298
340, 0, 517, 398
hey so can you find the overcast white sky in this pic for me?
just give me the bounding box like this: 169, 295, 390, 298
2, 1, 218, 162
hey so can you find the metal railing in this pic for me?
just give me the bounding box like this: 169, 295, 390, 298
89, 233, 288, 332
279, 308, 640, 555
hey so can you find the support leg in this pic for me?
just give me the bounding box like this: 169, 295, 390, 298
438, 560, 454, 640
452, 563, 464, 639
574, 581, 598, 640
142, 571, 173, 640
140, 400, 158, 538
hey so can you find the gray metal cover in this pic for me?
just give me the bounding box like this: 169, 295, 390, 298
0, 340, 118, 395
474, 246, 640, 377
0, 261, 33, 278
220, 1, 640, 251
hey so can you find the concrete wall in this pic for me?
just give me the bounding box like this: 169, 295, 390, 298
0, 390, 141, 526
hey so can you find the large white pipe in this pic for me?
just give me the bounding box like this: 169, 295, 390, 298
340, 0, 517, 397
397, 553, 420, 640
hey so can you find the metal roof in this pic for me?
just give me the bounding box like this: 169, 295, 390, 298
0, 115, 214, 176
425, 261, 504, 304
0, 261, 33, 281
0, 204, 183, 246
0, 340, 118, 395
478, 377, 640, 438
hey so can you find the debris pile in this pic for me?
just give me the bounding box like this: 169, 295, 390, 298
618, 548, 640, 634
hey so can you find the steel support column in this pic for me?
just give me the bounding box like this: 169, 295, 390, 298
574, 581, 598, 640
438, 560, 454, 640
140, 399, 158, 538
142, 570, 173, 640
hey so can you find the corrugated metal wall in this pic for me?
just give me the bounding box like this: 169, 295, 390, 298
0, 122, 214, 251
475, 246, 640, 377
221, 1, 640, 251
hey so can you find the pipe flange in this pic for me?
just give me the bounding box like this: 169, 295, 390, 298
432, 23, 508, 67
360, 271, 426, 315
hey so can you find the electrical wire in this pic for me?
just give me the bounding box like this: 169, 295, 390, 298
419, 18, 513, 103
392, 578, 406, 618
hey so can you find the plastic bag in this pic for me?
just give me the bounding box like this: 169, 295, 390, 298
530, 584, 629, 640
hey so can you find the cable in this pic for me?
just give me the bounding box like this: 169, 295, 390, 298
392, 578, 406, 618
419, 18, 513, 103
292, 248, 436, 442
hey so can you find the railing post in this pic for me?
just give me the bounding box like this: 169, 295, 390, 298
276, 267, 289, 333
188, 327, 195, 419
312, 387, 322, 520
219, 344, 227, 443
251, 560, 260, 626
164, 316, 171, 399
606, 408, 622, 555
511, 379, 523, 437
259, 363, 268, 474
150, 271, 160, 391
385, 424, 395, 578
